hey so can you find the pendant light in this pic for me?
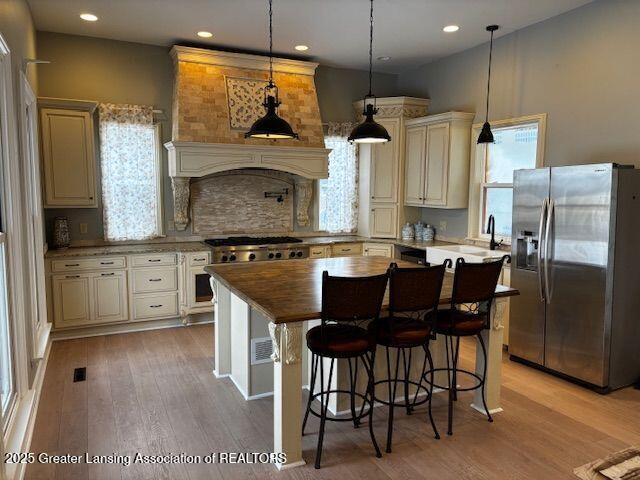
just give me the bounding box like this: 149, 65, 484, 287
245, 0, 298, 140
348, 0, 391, 144
478, 24, 499, 144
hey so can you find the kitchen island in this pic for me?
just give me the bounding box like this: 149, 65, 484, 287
206, 256, 518, 469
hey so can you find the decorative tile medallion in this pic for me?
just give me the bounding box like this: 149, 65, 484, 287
225, 76, 270, 130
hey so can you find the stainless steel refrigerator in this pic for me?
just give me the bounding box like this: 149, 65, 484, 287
510, 163, 640, 391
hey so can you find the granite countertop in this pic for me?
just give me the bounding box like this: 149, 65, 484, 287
44, 236, 460, 258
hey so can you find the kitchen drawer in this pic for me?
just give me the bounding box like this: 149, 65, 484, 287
331, 243, 363, 257
188, 252, 210, 266
309, 246, 331, 258
132, 267, 177, 294
51, 256, 126, 273
133, 292, 178, 320
131, 253, 177, 267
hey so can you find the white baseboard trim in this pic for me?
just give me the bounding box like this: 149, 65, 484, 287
4, 338, 51, 480
213, 370, 230, 379
51, 317, 214, 341
227, 374, 250, 401
275, 459, 306, 470
470, 402, 503, 416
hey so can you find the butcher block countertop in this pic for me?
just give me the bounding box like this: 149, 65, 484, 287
205, 256, 518, 324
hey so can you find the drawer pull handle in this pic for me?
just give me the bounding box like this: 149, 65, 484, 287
101, 273, 114, 276
150, 304, 163, 308
65, 275, 80, 279
194, 257, 206, 261
100, 261, 114, 265
148, 259, 161, 262
149, 278, 162, 282
341, 248, 350, 252
65, 263, 80, 267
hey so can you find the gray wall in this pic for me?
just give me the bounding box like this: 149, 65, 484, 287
398, 0, 640, 238
36, 31, 399, 243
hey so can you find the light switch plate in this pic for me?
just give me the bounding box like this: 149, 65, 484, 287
439, 221, 447, 232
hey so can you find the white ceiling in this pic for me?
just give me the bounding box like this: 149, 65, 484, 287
27, 0, 593, 73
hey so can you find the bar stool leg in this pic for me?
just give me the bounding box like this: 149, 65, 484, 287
348, 357, 360, 428
425, 347, 440, 440
364, 349, 382, 459
446, 335, 454, 436
452, 337, 460, 402
477, 333, 493, 423
302, 352, 318, 435
403, 348, 413, 415
315, 356, 335, 469
386, 347, 401, 453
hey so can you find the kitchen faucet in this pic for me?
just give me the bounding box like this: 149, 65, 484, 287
486, 215, 502, 250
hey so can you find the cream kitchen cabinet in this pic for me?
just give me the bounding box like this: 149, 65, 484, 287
370, 204, 398, 238
355, 97, 430, 239
309, 245, 331, 258
331, 243, 363, 257
38, 98, 98, 208
363, 243, 394, 258
52, 270, 128, 328
369, 118, 400, 203
404, 112, 474, 209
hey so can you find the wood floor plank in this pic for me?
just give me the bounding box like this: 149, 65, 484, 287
26, 325, 640, 480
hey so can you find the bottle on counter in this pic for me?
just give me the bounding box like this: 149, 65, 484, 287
401, 222, 415, 240
423, 224, 435, 242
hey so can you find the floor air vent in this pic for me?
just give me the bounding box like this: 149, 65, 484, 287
73, 367, 86, 382
251, 337, 273, 365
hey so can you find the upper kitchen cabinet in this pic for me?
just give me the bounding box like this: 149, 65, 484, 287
38, 98, 98, 208
356, 97, 430, 239
404, 112, 474, 209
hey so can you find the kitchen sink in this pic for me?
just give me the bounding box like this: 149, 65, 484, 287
426, 244, 504, 266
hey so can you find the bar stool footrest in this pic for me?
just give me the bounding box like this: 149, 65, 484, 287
372, 379, 431, 408
307, 389, 372, 423
422, 367, 483, 392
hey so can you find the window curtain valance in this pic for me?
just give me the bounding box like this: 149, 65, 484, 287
99, 103, 160, 241
321, 122, 359, 233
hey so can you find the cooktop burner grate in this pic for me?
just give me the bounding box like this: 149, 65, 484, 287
204, 236, 303, 247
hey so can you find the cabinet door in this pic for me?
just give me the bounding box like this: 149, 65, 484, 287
370, 118, 399, 203
370, 204, 398, 238
424, 122, 450, 206
40, 108, 96, 207
52, 274, 91, 328
404, 126, 426, 205
363, 243, 393, 258
92, 271, 128, 324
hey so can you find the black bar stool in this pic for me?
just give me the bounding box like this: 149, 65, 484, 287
424, 256, 509, 436
368, 261, 449, 453
302, 271, 388, 469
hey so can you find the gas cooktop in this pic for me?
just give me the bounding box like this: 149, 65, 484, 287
204, 236, 303, 248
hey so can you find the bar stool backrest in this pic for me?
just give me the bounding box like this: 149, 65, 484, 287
450, 256, 510, 322
321, 271, 388, 325
388, 262, 448, 317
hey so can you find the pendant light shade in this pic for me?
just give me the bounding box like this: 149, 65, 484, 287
245, 0, 298, 140
478, 24, 499, 144
348, 0, 390, 144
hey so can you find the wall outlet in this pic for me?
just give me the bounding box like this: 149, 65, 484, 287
439, 221, 447, 232
79, 223, 88, 234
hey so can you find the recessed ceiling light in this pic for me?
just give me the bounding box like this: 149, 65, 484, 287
197, 31, 213, 38
377, 56, 391, 61
80, 13, 98, 22
294, 45, 309, 51
443, 25, 460, 33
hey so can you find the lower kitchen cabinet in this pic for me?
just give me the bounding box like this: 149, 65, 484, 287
52, 270, 128, 328
363, 243, 394, 258
331, 243, 363, 257
309, 245, 331, 258
370, 204, 398, 238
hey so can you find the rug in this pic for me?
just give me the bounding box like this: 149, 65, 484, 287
575, 447, 640, 480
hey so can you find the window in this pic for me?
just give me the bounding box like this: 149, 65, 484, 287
0, 33, 16, 427
99, 104, 162, 241
468, 114, 546, 242
319, 123, 359, 233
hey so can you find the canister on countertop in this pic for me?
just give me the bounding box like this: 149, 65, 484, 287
401, 222, 415, 240
423, 224, 435, 242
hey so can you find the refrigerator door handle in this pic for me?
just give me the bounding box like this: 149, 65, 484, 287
543, 198, 555, 304
537, 197, 548, 302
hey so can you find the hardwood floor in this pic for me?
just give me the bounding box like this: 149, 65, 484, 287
27, 324, 640, 479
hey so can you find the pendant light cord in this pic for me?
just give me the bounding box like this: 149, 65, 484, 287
485, 28, 494, 123
368, 0, 374, 97
268, 0, 274, 86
